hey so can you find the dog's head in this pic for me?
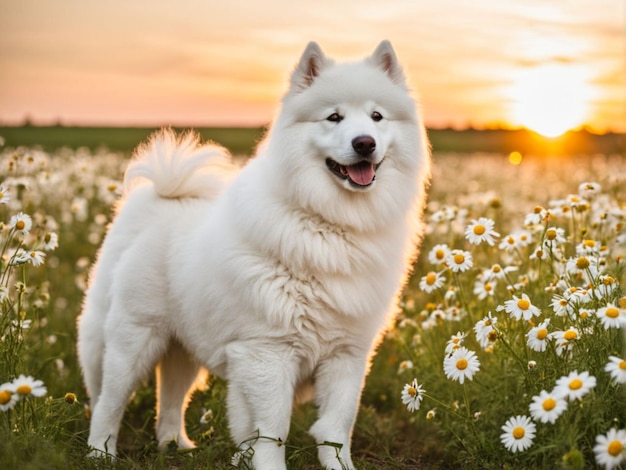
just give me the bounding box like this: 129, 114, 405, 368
265, 41, 429, 229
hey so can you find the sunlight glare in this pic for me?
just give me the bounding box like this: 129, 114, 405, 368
510, 64, 591, 137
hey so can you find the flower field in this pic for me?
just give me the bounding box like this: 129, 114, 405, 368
0, 136, 624, 469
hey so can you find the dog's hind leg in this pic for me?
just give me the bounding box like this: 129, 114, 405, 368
87, 319, 168, 457
155, 339, 205, 450
77, 304, 106, 412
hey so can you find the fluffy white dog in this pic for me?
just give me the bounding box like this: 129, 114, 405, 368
77, 40, 430, 469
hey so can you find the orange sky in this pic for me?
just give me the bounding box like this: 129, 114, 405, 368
0, 0, 624, 134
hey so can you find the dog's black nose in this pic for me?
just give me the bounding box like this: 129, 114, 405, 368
352, 135, 376, 157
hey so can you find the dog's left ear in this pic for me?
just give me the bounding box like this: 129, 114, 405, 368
371, 40, 405, 85
290, 42, 329, 92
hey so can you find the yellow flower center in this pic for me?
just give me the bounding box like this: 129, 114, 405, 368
583, 239, 595, 248
608, 440, 623, 457
15, 220, 25, 230
454, 253, 465, 265
512, 427, 525, 439
619, 361, 626, 371
0, 390, 12, 405
492, 265, 502, 273
507, 236, 515, 245
435, 249, 445, 260
576, 257, 590, 270
517, 299, 530, 310
407, 387, 417, 397
605, 307, 619, 319
542, 398, 556, 411
564, 330, 578, 341
473, 225, 486, 235
64, 392, 77, 404
546, 229, 557, 240
534, 206, 543, 214
426, 272, 437, 285
484, 283, 493, 292
569, 379, 583, 390
456, 359, 468, 370
17, 385, 32, 396
536, 329, 548, 340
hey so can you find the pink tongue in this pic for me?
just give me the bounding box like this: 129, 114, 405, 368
346, 162, 375, 186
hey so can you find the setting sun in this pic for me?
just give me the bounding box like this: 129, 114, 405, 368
510, 64, 593, 137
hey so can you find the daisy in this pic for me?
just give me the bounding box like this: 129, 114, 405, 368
473, 275, 496, 300
543, 227, 567, 249
554, 370, 596, 401
551, 327, 580, 356
593, 276, 619, 301
0, 184, 10, 205
27, 250, 46, 267
398, 360, 414, 374
200, 408, 214, 424
446, 249, 473, 273
500, 415, 536, 453
0, 382, 18, 411
42, 232, 59, 251
401, 379, 426, 412
499, 230, 532, 252
529, 245, 548, 261
12, 374, 47, 398
428, 244, 451, 266
524, 205, 548, 226
605, 356, 626, 384
529, 390, 568, 424
596, 303, 626, 330
419, 271, 446, 293
484, 263, 517, 281
526, 319, 551, 352
503, 293, 541, 321
445, 332, 466, 355
579, 181, 601, 199
465, 217, 500, 246
9, 212, 32, 235
551, 295, 572, 317
474, 313, 498, 349
443, 347, 480, 384
594, 428, 626, 470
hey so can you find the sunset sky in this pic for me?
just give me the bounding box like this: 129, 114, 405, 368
1, 0, 624, 135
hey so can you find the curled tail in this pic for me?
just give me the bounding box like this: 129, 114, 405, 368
124, 128, 236, 200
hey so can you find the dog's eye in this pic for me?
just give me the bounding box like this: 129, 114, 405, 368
371, 111, 383, 122
326, 113, 343, 122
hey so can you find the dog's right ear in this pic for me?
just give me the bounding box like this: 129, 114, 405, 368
290, 42, 328, 92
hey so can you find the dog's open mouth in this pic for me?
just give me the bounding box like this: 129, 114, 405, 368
325, 158, 383, 188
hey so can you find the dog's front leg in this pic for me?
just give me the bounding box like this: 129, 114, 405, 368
225, 341, 297, 470
310, 351, 368, 470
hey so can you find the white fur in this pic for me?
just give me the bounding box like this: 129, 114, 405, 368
77, 40, 430, 469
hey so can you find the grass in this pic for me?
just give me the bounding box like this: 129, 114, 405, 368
0, 129, 624, 469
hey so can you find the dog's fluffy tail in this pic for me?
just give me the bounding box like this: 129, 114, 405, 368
124, 128, 236, 200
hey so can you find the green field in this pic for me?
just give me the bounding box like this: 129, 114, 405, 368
0, 131, 624, 469
1, 125, 623, 157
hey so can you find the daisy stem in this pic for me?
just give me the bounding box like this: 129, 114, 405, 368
453, 272, 472, 323
493, 325, 527, 372
423, 393, 465, 419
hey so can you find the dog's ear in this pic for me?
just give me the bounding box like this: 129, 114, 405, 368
371, 40, 405, 85
290, 42, 328, 92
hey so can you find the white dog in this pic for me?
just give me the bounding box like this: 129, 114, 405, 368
77, 40, 430, 469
